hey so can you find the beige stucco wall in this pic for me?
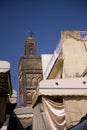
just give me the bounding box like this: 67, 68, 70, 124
62, 31, 87, 78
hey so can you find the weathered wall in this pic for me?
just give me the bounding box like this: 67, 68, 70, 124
62, 31, 87, 78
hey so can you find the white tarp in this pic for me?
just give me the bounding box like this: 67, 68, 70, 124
0, 61, 10, 73
42, 97, 66, 130
8, 89, 17, 104
32, 77, 87, 106
33, 77, 87, 129
33, 96, 66, 130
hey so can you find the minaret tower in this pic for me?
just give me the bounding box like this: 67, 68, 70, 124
18, 32, 43, 107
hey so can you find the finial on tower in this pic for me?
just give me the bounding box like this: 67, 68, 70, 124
29, 29, 34, 38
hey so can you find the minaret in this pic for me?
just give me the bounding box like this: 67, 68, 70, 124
18, 32, 43, 107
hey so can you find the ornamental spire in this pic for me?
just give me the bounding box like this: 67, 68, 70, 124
29, 29, 34, 38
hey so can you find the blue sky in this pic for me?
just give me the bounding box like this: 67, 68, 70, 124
0, 0, 87, 105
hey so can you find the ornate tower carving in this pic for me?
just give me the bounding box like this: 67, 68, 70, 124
18, 34, 43, 107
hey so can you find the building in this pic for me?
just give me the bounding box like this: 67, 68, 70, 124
16, 34, 43, 129
32, 31, 87, 130
18, 34, 43, 107
41, 31, 87, 79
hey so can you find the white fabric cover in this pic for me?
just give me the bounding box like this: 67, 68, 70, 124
42, 97, 66, 130
0, 61, 10, 73
33, 96, 66, 130
8, 89, 17, 103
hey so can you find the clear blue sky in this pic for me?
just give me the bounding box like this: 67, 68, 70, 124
0, 0, 87, 105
